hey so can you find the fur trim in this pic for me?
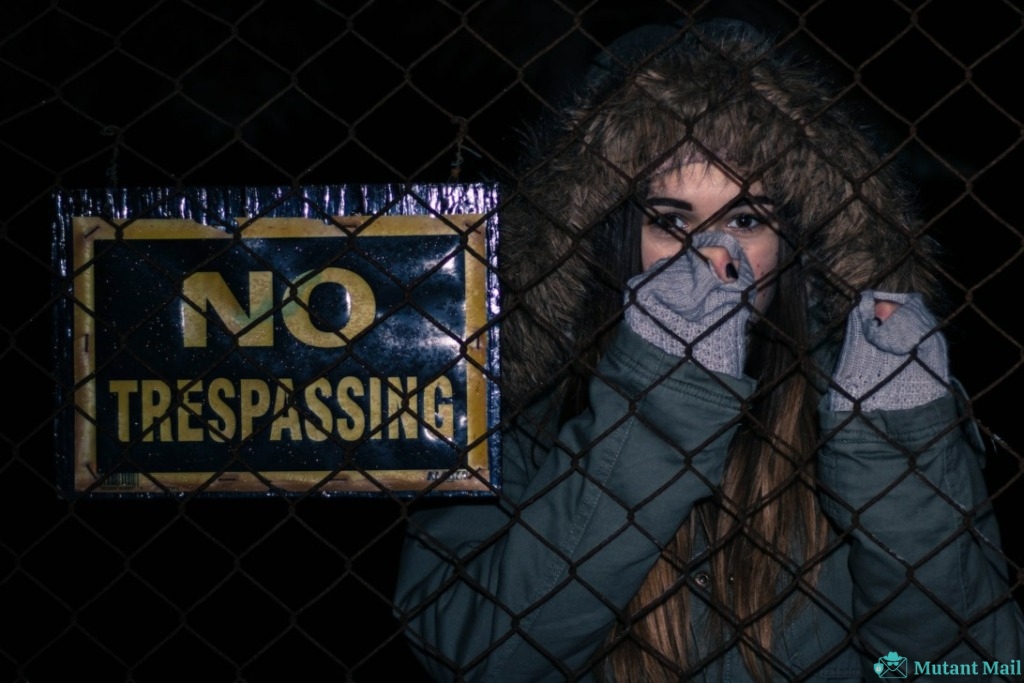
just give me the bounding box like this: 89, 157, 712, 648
500, 19, 941, 410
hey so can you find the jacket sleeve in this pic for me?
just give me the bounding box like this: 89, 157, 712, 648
817, 389, 1024, 680
393, 325, 755, 682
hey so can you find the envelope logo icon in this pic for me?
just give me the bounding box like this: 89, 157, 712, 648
874, 651, 908, 678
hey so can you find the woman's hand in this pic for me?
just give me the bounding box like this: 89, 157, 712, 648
828, 291, 950, 412
873, 299, 900, 322
624, 232, 755, 377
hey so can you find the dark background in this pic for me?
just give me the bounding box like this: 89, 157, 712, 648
2, 0, 1021, 680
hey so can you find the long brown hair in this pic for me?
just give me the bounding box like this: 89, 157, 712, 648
601, 225, 829, 681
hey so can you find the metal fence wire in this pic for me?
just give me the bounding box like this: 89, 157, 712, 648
3, 0, 1023, 681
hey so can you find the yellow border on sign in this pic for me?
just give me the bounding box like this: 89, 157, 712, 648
71, 214, 492, 495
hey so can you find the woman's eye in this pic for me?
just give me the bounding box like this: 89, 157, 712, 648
653, 213, 687, 233
727, 213, 764, 231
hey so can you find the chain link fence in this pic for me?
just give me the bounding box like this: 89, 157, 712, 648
3, 0, 1022, 680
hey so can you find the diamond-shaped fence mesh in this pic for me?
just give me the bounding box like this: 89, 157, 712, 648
3, 1, 1023, 681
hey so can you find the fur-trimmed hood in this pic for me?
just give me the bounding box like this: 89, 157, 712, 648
499, 18, 941, 411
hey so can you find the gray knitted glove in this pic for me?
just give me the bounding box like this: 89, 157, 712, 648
624, 232, 754, 378
828, 291, 950, 412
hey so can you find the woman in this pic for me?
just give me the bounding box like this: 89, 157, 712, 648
394, 18, 1024, 681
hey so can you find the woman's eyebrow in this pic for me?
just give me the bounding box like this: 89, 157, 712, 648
727, 195, 774, 210
645, 197, 693, 211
